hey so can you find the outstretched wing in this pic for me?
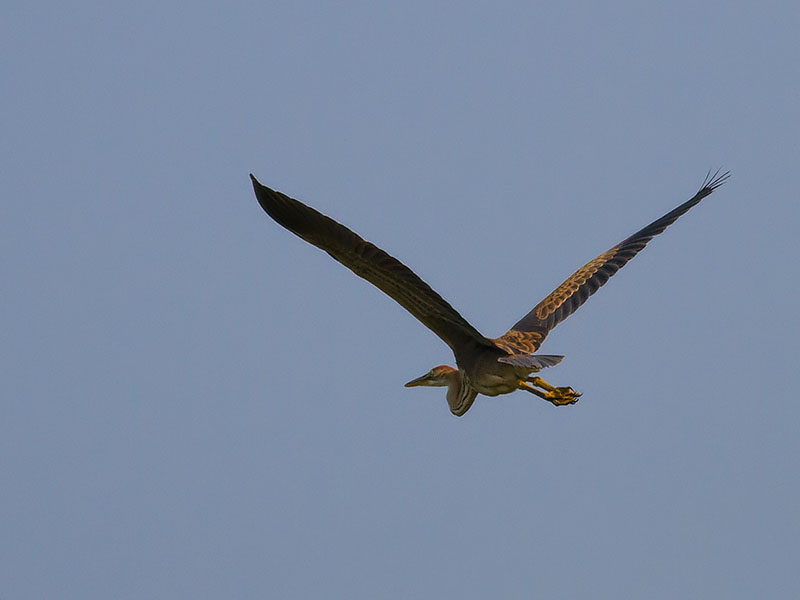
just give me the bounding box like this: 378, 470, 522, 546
494, 170, 730, 354
251, 175, 495, 353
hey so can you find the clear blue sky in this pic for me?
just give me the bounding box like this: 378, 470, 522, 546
3, 1, 799, 598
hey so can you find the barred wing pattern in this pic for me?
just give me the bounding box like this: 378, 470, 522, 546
251, 175, 495, 353
495, 170, 730, 354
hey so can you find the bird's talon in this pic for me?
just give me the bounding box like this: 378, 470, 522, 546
548, 387, 581, 406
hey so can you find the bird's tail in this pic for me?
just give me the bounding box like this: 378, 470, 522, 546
497, 354, 564, 372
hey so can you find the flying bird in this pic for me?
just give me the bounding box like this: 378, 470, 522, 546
251, 170, 729, 416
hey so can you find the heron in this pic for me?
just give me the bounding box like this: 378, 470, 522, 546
251, 170, 729, 416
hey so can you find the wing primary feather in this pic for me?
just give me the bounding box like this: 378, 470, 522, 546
495, 171, 730, 353
250, 175, 494, 353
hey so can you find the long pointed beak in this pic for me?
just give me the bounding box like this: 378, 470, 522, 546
404, 374, 430, 388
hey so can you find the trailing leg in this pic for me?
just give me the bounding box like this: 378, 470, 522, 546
520, 378, 582, 406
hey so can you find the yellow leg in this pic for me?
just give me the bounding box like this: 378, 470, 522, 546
527, 376, 555, 391
519, 378, 582, 406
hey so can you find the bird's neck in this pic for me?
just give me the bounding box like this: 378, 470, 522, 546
445, 369, 468, 411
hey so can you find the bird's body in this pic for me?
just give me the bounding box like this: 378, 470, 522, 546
406, 346, 571, 415
251, 170, 729, 416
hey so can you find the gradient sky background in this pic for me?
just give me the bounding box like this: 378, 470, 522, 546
3, 2, 799, 598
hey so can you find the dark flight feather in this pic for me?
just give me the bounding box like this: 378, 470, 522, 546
495, 169, 730, 354
250, 175, 495, 354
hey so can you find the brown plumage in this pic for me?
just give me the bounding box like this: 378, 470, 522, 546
252, 170, 729, 416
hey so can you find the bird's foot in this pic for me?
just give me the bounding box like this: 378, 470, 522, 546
546, 387, 582, 406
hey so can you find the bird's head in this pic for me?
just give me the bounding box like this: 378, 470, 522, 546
404, 365, 458, 388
